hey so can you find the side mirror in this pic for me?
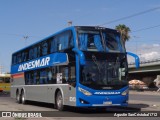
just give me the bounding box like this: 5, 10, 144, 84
127, 52, 140, 68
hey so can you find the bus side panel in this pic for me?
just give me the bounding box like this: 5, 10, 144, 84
10, 86, 17, 98
11, 73, 25, 85
11, 84, 76, 106
24, 85, 48, 103
23, 85, 66, 103
10, 73, 25, 98
57, 85, 76, 106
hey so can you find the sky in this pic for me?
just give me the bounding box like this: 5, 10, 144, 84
0, 0, 160, 73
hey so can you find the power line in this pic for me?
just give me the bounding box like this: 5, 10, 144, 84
98, 6, 160, 26
132, 24, 160, 32
67, 0, 122, 25
0, 33, 42, 38
0, 33, 25, 37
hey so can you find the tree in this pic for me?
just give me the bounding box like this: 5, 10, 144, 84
115, 24, 131, 46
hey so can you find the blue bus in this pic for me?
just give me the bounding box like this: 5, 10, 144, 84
11, 26, 139, 111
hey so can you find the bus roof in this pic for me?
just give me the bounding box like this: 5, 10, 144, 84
12, 26, 75, 55
12, 26, 119, 55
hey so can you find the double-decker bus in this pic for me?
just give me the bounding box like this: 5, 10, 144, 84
11, 26, 139, 111
0, 73, 11, 92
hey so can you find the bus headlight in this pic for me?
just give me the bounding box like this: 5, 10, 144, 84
121, 89, 129, 96
78, 87, 92, 96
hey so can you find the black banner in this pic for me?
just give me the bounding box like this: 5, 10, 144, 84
0, 111, 160, 117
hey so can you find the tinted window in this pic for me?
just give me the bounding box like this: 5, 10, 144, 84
39, 69, 48, 84
41, 41, 48, 56
50, 37, 58, 53
78, 29, 123, 52
47, 67, 56, 84
37, 45, 41, 57
59, 31, 74, 50
29, 48, 34, 60
17, 53, 22, 63
24, 65, 75, 85
22, 50, 28, 62
103, 32, 119, 51
33, 71, 39, 84
59, 67, 69, 83
25, 71, 34, 85
58, 64, 76, 84
30, 44, 41, 59
78, 30, 103, 51
33, 46, 38, 59
50, 30, 73, 52
12, 30, 74, 65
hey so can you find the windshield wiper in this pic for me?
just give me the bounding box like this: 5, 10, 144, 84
112, 57, 120, 79
92, 55, 100, 72
92, 55, 101, 81
100, 30, 106, 52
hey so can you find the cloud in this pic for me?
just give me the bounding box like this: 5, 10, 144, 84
140, 51, 159, 60
126, 43, 160, 63
153, 44, 160, 47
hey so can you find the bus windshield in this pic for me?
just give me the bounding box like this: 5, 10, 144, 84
78, 29, 124, 52
80, 53, 128, 90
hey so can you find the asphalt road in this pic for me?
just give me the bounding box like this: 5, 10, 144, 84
0, 92, 159, 120
129, 93, 160, 102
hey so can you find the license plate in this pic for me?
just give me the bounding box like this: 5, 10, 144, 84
103, 101, 112, 105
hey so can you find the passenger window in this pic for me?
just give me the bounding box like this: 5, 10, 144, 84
50, 31, 73, 52
21, 52, 25, 62
22, 50, 28, 62
104, 33, 119, 51
33, 46, 38, 59
37, 45, 41, 57
47, 67, 56, 84
87, 34, 96, 50
40, 69, 48, 84
33, 71, 40, 84
17, 53, 22, 63
69, 66, 76, 82
25, 72, 34, 85
59, 66, 75, 84
50, 37, 58, 53
69, 31, 74, 48
41, 42, 48, 56
29, 48, 34, 60
59, 32, 69, 50
62, 67, 69, 83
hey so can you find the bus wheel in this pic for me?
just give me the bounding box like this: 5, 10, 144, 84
56, 91, 65, 111
21, 90, 26, 104
16, 90, 21, 104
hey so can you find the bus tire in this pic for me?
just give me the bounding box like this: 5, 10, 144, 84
56, 91, 65, 111
21, 90, 26, 104
16, 90, 21, 104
